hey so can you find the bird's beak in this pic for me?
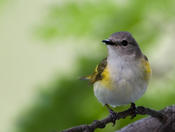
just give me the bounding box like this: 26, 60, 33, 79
102, 39, 115, 45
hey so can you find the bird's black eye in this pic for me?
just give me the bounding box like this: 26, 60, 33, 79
121, 40, 128, 46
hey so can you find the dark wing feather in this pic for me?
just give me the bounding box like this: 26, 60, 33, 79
88, 58, 107, 84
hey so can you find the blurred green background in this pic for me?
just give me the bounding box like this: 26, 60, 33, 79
0, 0, 175, 132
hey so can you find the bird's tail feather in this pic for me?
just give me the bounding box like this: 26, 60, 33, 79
79, 75, 91, 81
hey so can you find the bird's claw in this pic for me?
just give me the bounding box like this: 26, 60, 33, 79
105, 104, 117, 126
109, 110, 117, 126
129, 103, 137, 119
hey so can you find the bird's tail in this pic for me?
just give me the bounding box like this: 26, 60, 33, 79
79, 75, 91, 81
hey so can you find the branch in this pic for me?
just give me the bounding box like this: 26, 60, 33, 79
61, 105, 169, 132
117, 105, 175, 132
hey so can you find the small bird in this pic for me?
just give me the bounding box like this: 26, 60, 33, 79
82, 32, 151, 117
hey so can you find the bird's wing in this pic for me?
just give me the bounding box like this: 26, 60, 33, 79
81, 58, 107, 84
142, 55, 152, 81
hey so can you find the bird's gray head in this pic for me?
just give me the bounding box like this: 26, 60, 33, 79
102, 32, 142, 58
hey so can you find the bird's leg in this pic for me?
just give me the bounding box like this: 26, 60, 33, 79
105, 104, 117, 126
129, 102, 137, 119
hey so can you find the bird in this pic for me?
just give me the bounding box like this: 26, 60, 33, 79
81, 32, 151, 120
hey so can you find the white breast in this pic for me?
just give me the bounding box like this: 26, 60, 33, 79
94, 49, 148, 107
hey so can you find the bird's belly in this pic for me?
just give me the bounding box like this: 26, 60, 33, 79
93, 65, 147, 107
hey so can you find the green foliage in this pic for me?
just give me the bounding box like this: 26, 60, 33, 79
0, 0, 6, 10
16, 57, 106, 132
15, 0, 175, 132
35, 0, 164, 48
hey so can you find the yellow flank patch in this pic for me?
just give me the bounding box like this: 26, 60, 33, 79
101, 66, 112, 88
141, 58, 152, 81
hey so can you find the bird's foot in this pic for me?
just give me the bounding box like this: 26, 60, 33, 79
105, 104, 118, 126
129, 102, 137, 119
